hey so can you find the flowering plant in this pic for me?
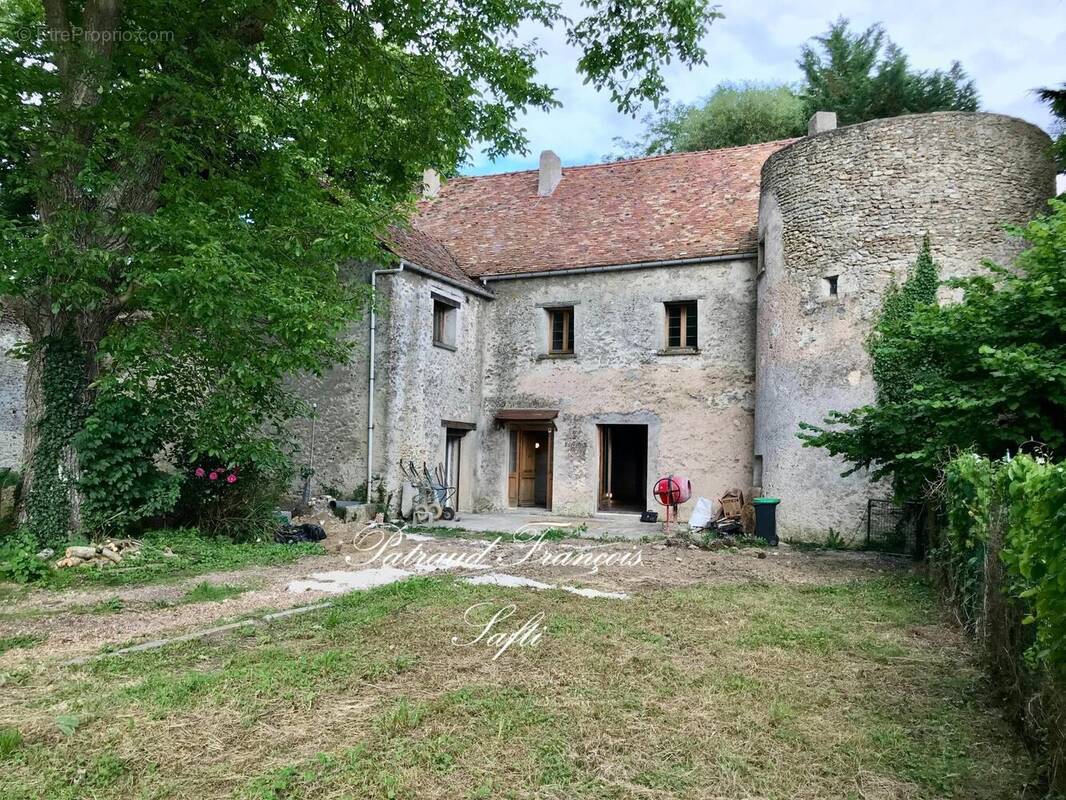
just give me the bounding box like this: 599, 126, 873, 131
192, 466, 239, 485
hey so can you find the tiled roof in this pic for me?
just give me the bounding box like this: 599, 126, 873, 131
382, 224, 486, 293
408, 139, 796, 278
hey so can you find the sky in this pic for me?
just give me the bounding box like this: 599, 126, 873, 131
463, 0, 1066, 188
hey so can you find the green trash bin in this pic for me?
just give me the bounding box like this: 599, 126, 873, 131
753, 497, 780, 546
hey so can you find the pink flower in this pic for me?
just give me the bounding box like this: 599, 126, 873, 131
226, 473, 237, 484
208, 471, 219, 481
194, 467, 205, 478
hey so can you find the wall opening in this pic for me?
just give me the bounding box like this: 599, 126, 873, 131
443, 428, 468, 511
507, 427, 553, 509
824, 275, 839, 296
598, 424, 648, 513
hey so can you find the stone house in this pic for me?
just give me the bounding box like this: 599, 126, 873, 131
0, 111, 1056, 538
295, 111, 1056, 538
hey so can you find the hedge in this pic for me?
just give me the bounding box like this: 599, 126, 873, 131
938, 452, 1066, 793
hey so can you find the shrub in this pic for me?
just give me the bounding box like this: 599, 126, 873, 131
173, 455, 292, 542
941, 452, 1066, 792
0, 531, 51, 583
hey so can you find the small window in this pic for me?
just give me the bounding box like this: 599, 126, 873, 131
665, 301, 698, 350
547, 307, 574, 354
432, 298, 458, 348
825, 275, 839, 296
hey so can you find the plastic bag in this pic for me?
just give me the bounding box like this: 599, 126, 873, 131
689, 496, 717, 529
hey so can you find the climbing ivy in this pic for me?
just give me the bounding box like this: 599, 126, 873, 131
869, 235, 940, 406
800, 200, 1066, 499
24, 336, 90, 547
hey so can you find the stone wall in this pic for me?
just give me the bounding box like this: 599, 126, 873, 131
477, 260, 757, 518
374, 269, 486, 512
755, 112, 1057, 539
0, 312, 28, 471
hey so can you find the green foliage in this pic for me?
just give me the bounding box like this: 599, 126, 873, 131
799, 18, 979, 126
23, 336, 89, 545
943, 453, 1066, 671
0, 0, 717, 540
0, 634, 43, 654
620, 18, 979, 158
801, 200, 1066, 499
869, 236, 940, 406
1036, 84, 1066, 174
175, 458, 291, 540
182, 581, 249, 603
614, 82, 807, 157
0, 530, 50, 583
0, 467, 19, 534
75, 393, 182, 537
41, 528, 322, 589
999, 456, 1066, 668
0, 727, 22, 759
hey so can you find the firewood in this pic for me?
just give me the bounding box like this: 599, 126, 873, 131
65, 546, 98, 559
100, 548, 122, 564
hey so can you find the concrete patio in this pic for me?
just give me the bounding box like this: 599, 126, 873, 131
424, 509, 667, 541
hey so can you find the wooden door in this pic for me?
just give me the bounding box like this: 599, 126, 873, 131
518, 430, 538, 505
507, 427, 553, 509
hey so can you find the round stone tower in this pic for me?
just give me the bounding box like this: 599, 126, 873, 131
755, 111, 1056, 540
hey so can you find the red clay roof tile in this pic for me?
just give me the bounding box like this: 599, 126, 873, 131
406, 139, 795, 278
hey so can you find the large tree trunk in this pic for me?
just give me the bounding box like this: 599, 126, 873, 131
18, 320, 103, 542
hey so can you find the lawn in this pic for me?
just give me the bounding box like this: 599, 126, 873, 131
0, 573, 1037, 799
36, 530, 324, 591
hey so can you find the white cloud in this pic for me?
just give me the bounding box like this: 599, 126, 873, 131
466, 0, 1066, 174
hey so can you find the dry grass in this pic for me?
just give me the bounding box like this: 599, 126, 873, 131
0, 574, 1040, 799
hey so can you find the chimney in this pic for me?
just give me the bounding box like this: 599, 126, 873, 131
421, 168, 440, 199
538, 150, 562, 196
807, 111, 837, 136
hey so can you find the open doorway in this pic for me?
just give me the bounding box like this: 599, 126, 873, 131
598, 424, 648, 512
507, 427, 553, 509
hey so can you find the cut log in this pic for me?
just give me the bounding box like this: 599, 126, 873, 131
99, 548, 122, 564
65, 546, 98, 559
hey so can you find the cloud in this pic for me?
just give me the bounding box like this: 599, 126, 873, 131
465, 0, 1066, 175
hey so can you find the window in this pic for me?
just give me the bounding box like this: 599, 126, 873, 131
547, 307, 574, 354
432, 296, 458, 348
665, 301, 698, 350
825, 275, 839, 296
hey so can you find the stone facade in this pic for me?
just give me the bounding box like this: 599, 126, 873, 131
0, 312, 28, 471
476, 260, 756, 515
0, 111, 1056, 538
755, 112, 1056, 537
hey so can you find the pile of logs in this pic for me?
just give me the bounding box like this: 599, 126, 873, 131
54, 539, 141, 569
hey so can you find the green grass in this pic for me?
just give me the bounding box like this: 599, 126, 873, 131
180, 581, 250, 604
0, 634, 44, 654
0, 574, 1038, 799
35, 529, 323, 590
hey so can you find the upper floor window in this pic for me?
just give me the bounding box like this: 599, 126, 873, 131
432, 296, 458, 349
665, 300, 697, 350
548, 307, 574, 354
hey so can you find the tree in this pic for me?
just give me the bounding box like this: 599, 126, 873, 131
799, 202, 1066, 499
612, 82, 807, 157
799, 18, 978, 125
0, 0, 719, 542
1036, 83, 1066, 174
619, 17, 979, 159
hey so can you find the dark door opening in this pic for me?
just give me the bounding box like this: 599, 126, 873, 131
507, 427, 553, 509
598, 424, 648, 512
